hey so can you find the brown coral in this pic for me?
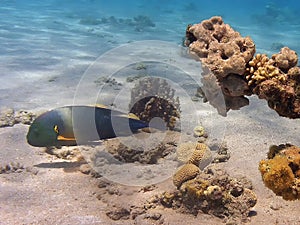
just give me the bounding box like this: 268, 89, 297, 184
185, 16, 255, 114
186, 16, 255, 76
129, 77, 180, 129
272, 47, 298, 72
172, 163, 200, 188
259, 144, 300, 200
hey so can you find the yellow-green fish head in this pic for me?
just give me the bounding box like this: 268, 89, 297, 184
26, 111, 61, 147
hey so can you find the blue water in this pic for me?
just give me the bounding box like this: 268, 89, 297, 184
0, 0, 300, 109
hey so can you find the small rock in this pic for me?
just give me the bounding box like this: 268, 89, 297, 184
26, 166, 39, 175
130, 206, 146, 220
97, 178, 110, 188
144, 212, 162, 220
270, 202, 282, 211
79, 164, 91, 175
106, 206, 130, 220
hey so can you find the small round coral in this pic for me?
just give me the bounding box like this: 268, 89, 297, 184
173, 163, 200, 188
193, 125, 205, 137
188, 143, 212, 170
176, 142, 212, 170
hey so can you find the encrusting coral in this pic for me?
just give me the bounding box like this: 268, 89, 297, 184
129, 77, 180, 129
185, 16, 300, 118
259, 144, 300, 200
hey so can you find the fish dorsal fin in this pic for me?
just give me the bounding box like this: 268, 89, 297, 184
128, 113, 140, 120
94, 104, 108, 109
115, 112, 141, 120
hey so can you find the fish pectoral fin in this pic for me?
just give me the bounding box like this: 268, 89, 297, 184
57, 135, 76, 141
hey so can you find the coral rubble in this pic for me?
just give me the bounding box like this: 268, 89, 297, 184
185, 16, 300, 118
129, 77, 180, 130
259, 144, 300, 200
0, 107, 36, 127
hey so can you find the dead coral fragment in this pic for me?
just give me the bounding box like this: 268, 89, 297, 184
172, 163, 200, 188
259, 144, 300, 200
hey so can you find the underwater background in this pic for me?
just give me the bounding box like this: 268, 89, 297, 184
1, 1, 300, 225
1, 0, 300, 109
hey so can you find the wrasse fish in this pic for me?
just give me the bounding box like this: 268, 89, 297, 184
26, 105, 149, 147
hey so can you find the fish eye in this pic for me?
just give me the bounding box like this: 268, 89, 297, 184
53, 125, 59, 134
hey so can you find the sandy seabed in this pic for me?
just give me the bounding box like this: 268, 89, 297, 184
1, 72, 300, 225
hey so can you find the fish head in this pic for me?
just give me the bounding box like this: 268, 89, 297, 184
26, 111, 61, 147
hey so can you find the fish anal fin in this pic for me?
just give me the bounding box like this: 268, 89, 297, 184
57, 135, 76, 141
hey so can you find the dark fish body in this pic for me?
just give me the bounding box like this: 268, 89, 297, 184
27, 106, 149, 147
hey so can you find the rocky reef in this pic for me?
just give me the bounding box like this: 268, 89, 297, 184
259, 144, 300, 200
185, 16, 300, 118
129, 77, 180, 130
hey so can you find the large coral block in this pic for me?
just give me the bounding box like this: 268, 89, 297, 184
185, 16, 255, 113
259, 144, 300, 200
186, 16, 255, 77
186, 16, 300, 118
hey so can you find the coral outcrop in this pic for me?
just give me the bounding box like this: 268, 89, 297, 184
158, 167, 256, 223
129, 77, 180, 129
259, 144, 300, 200
185, 16, 300, 118
185, 16, 255, 114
